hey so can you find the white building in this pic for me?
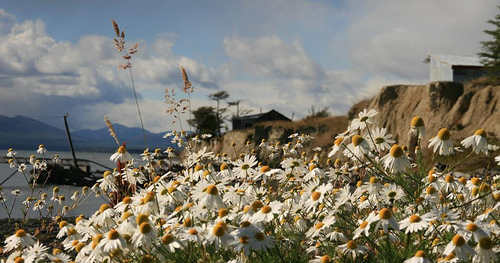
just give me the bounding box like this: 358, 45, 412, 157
427, 53, 486, 82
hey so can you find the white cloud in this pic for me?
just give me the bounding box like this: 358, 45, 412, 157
224, 35, 325, 80
0, 10, 221, 133
340, 1, 498, 79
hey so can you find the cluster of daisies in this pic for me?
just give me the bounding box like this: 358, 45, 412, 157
2, 109, 499, 262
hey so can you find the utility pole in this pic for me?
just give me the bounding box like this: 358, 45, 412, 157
63, 114, 79, 170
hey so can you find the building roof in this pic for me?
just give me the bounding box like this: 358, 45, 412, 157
427, 53, 483, 67
233, 109, 290, 121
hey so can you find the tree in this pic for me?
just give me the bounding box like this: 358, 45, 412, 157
479, 7, 500, 83
228, 100, 253, 120
208, 91, 229, 137
187, 107, 218, 136
307, 105, 331, 118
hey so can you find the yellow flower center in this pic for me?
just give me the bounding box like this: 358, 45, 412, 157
351, 135, 364, 147
254, 232, 265, 241
315, 222, 325, 230
312, 191, 321, 201
390, 144, 404, 158
183, 217, 193, 227
59, 221, 68, 229
451, 235, 465, 246
359, 221, 368, 229
218, 208, 229, 218
409, 215, 421, 223
205, 185, 219, 195
370, 176, 378, 184
136, 214, 149, 225
471, 177, 481, 186
75, 242, 85, 253
472, 187, 479, 197
458, 177, 467, 185
466, 223, 478, 232
321, 255, 331, 263
387, 191, 397, 198
67, 228, 77, 236
478, 237, 493, 250
168, 186, 177, 194
411, 116, 424, 127
346, 240, 357, 249
334, 137, 344, 146
474, 129, 487, 138
379, 208, 392, 220
437, 128, 451, 141
427, 174, 436, 183
261, 205, 272, 214
188, 228, 198, 235
414, 250, 426, 258
139, 222, 153, 234
99, 204, 110, 213
117, 146, 126, 154
122, 196, 132, 204
108, 229, 120, 240
426, 186, 437, 195
432, 238, 440, 246
15, 229, 27, 237
444, 175, 454, 183
103, 171, 112, 178
251, 201, 264, 211
239, 236, 249, 244
240, 221, 252, 228
241, 164, 250, 170
261, 165, 271, 173
212, 224, 226, 237
479, 183, 490, 193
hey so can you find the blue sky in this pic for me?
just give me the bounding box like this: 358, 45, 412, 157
0, 0, 498, 133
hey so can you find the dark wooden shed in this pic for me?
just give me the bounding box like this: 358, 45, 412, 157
232, 109, 291, 130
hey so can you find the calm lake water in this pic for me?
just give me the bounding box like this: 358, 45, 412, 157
0, 149, 147, 219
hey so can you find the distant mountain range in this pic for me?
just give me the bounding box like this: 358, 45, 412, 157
0, 115, 174, 152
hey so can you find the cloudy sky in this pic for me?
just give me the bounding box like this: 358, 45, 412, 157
0, 1, 498, 133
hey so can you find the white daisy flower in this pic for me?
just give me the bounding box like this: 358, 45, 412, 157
371, 208, 400, 233
370, 127, 395, 152
131, 222, 158, 248
337, 240, 368, 259
472, 236, 497, 263
460, 129, 488, 154
443, 234, 476, 261
328, 136, 346, 158
251, 200, 283, 223
409, 116, 426, 138
380, 183, 406, 204
123, 167, 147, 186
6, 148, 17, 157
343, 135, 371, 161
403, 250, 431, 263
206, 222, 234, 251
428, 128, 454, 155
4, 229, 35, 252
399, 213, 432, 234
350, 108, 378, 131
36, 144, 47, 154
110, 145, 133, 163
98, 229, 127, 253
380, 144, 411, 173
232, 154, 258, 179
160, 232, 183, 253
